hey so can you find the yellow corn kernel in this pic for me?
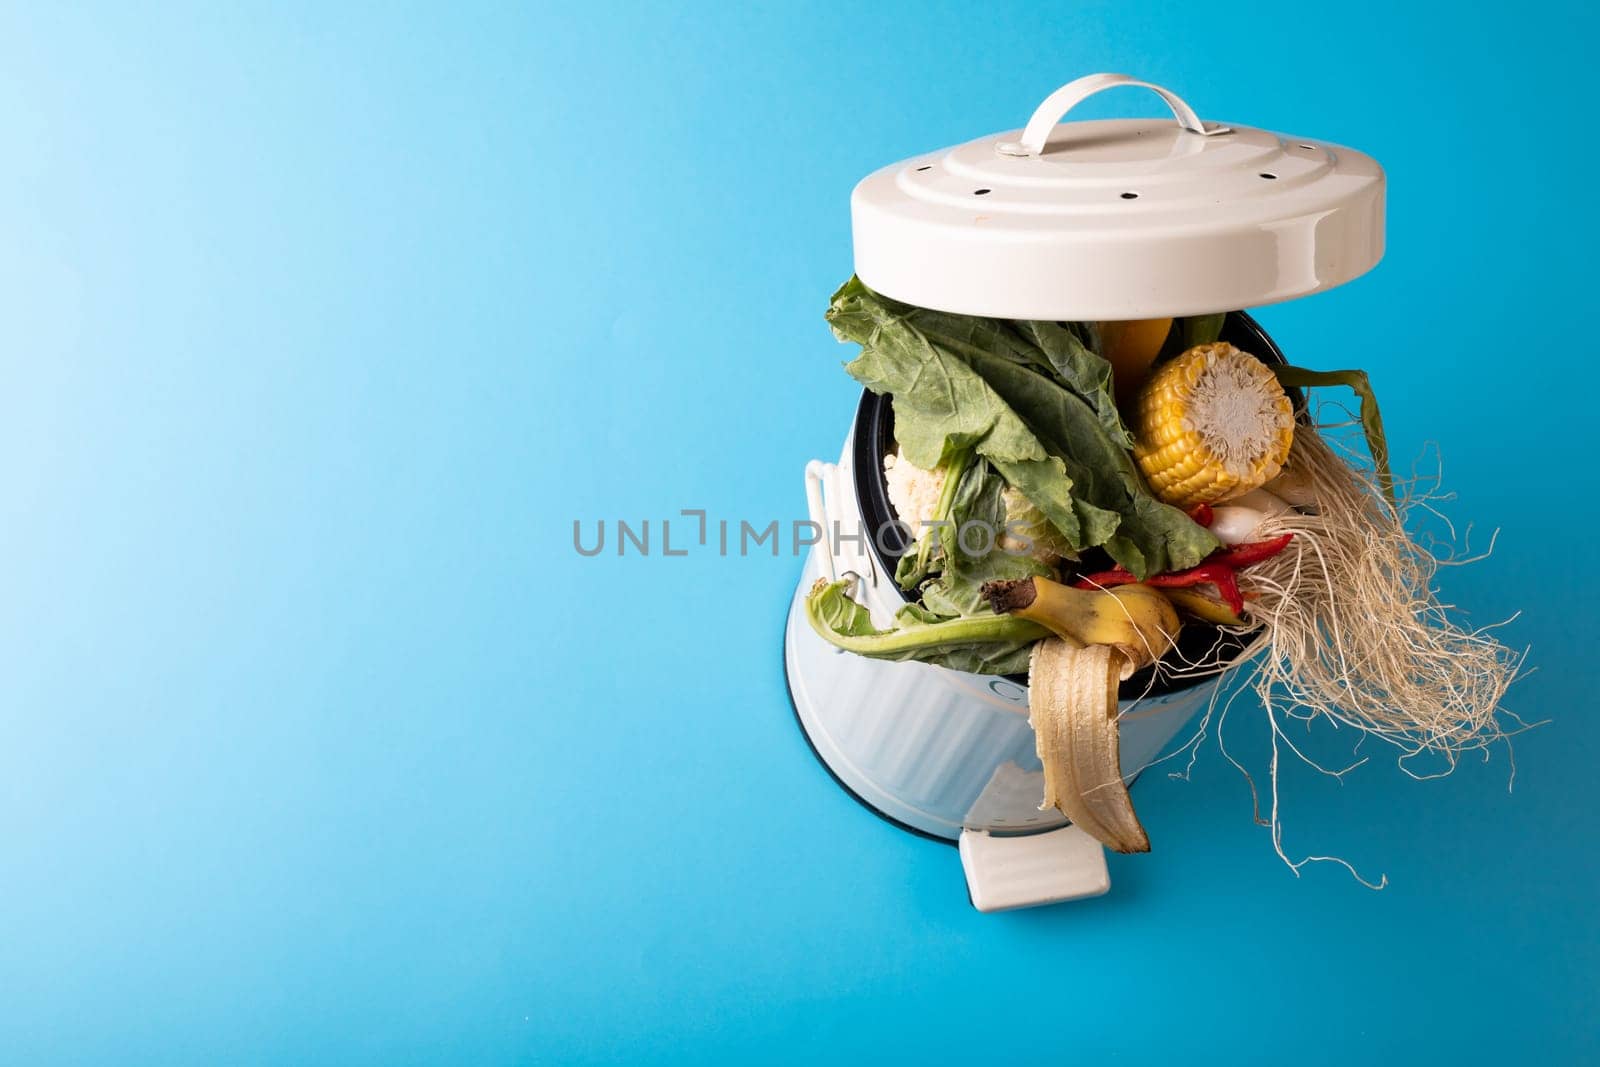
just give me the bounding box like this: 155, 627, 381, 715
1132, 342, 1294, 509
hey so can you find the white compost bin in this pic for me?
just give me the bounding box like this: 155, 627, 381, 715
783, 73, 1384, 911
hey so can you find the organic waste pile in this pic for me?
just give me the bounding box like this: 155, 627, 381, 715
806, 277, 1526, 879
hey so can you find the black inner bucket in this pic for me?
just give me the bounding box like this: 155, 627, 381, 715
850, 310, 1296, 697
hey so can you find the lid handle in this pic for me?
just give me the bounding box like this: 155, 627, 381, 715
996, 73, 1230, 158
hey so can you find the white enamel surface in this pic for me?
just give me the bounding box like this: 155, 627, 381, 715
851, 74, 1385, 319
997, 73, 1228, 155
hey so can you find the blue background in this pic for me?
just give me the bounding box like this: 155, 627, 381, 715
2, 2, 1595, 1062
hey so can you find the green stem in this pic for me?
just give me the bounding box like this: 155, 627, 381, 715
907, 443, 975, 587
805, 598, 1049, 658
1273, 366, 1395, 505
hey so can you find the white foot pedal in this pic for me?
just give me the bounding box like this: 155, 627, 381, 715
958, 824, 1110, 912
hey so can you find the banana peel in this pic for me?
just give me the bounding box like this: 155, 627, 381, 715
982, 575, 1181, 678
1028, 638, 1150, 854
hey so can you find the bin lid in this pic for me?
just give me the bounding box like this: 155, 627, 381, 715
851, 73, 1385, 320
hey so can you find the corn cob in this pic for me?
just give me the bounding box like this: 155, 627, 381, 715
1132, 342, 1294, 509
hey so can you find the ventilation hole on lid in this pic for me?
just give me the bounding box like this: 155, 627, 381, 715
1120, 191, 1139, 200
915, 165, 931, 171
1298, 143, 1315, 150
1260, 172, 1278, 180
973, 188, 991, 195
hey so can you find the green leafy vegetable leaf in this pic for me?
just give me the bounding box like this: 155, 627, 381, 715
1181, 313, 1227, 349
918, 459, 1054, 617
829, 277, 1217, 578
1012, 320, 1130, 447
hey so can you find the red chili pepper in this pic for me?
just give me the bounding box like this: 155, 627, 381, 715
1210, 533, 1294, 569
1075, 562, 1245, 613
1149, 563, 1245, 614
1072, 568, 1138, 589
1071, 532, 1288, 616
1187, 503, 1215, 528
